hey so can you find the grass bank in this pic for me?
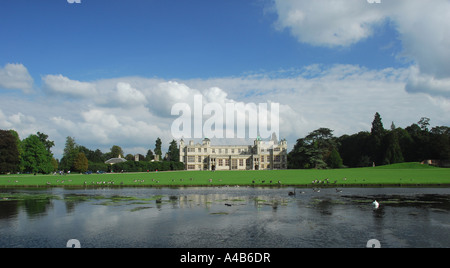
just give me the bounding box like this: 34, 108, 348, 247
1, 162, 449, 188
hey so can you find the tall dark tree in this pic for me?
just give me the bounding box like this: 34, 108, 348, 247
0, 130, 20, 174
60, 136, 79, 171
382, 130, 404, 165
154, 137, 162, 161
370, 112, 386, 165
371, 112, 385, 138
167, 139, 180, 162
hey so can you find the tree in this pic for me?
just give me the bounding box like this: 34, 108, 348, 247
370, 112, 386, 165
382, 130, 404, 165
21, 134, 54, 174
0, 130, 20, 174
167, 140, 179, 162
418, 117, 430, 131
371, 112, 385, 138
36, 132, 55, 155
154, 138, 162, 161
60, 136, 79, 171
288, 128, 338, 169
145, 149, 154, 161
327, 148, 343, 169
73, 152, 88, 173
110, 145, 124, 158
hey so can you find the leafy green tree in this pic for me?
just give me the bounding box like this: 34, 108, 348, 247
288, 128, 338, 169
73, 152, 89, 173
338, 131, 371, 167
110, 145, 124, 158
382, 130, 404, 165
21, 134, 53, 174
0, 129, 20, 174
36, 132, 55, 155
327, 148, 343, 169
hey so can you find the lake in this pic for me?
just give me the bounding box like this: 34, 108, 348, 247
0, 187, 449, 248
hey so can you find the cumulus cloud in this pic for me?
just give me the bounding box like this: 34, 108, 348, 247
112, 82, 148, 107
272, 0, 450, 99
43, 74, 97, 98
273, 0, 386, 47
0, 63, 34, 93
3, 64, 450, 159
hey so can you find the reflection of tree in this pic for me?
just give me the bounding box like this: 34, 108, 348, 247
23, 198, 53, 218
0, 194, 55, 219
0, 200, 20, 220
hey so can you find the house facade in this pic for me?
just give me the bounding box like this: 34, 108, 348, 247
179, 136, 287, 171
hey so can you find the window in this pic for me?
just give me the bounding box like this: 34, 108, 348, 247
231, 149, 234, 154
212, 149, 215, 153
239, 159, 244, 166
274, 147, 281, 152
188, 156, 195, 163
225, 159, 230, 166
261, 156, 265, 162
219, 159, 223, 166
275, 155, 281, 162
198, 156, 202, 163
231, 159, 238, 170
188, 165, 195, 170
204, 148, 207, 153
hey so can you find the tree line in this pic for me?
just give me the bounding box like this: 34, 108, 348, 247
0, 132, 183, 174
288, 113, 450, 169
2, 112, 449, 174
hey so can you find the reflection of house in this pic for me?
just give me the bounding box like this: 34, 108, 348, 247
179, 135, 287, 171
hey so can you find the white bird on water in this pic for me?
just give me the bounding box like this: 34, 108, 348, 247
372, 200, 380, 209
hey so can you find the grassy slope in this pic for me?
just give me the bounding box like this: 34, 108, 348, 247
1, 163, 449, 187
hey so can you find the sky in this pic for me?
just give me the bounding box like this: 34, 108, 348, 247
1, 0, 450, 159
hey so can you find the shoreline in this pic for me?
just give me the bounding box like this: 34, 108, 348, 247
2, 183, 450, 189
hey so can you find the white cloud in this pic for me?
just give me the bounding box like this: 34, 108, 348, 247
0, 63, 34, 93
406, 66, 450, 97
272, 0, 450, 99
273, 0, 386, 47
3, 64, 450, 159
43, 74, 97, 98
114, 82, 148, 107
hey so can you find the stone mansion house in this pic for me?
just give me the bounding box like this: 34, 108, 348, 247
179, 135, 287, 171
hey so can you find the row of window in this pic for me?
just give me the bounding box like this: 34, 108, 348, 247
186, 155, 286, 163
185, 147, 283, 154
187, 163, 286, 170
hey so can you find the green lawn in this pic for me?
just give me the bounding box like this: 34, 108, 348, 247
1, 162, 449, 187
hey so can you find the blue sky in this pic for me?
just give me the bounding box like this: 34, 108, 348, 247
1, 0, 404, 81
1, 0, 450, 158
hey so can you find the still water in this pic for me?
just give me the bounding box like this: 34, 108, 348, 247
0, 187, 449, 248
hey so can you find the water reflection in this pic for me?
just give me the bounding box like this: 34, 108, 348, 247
0, 187, 449, 248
